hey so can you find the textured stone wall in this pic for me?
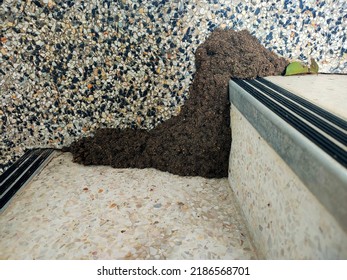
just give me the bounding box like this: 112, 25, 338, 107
1, 0, 346, 173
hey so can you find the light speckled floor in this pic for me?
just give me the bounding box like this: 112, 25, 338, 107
0, 152, 256, 260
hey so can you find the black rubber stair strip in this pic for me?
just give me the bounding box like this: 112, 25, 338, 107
0, 149, 54, 209
232, 79, 347, 168
0, 149, 42, 195
0, 149, 33, 186
248, 79, 347, 145
257, 77, 347, 131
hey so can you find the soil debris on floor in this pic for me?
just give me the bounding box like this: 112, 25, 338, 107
65, 29, 288, 178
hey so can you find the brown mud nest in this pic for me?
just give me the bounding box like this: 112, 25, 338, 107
65, 29, 288, 178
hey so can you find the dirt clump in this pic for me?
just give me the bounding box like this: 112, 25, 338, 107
65, 29, 288, 178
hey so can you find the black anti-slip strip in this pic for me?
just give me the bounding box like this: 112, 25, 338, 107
0, 149, 41, 196
248, 79, 347, 145
0, 149, 53, 209
257, 77, 347, 131
0, 149, 33, 186
233, 79, 347, 167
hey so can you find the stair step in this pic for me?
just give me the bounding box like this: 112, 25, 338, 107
229, 74, 347, 259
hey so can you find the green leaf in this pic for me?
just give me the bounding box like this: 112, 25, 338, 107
285, 61, 309, 76
309, 58, 319, 74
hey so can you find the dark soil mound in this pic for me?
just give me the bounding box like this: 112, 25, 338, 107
65, 29, 288, 178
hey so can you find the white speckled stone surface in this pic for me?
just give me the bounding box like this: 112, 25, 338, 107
0, 152, 256, 260
228, 106, 347, 259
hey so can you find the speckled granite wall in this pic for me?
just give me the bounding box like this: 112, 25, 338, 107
1, 0, 347, 173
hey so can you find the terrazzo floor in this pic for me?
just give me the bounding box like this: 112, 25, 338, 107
0, 152, 257, 260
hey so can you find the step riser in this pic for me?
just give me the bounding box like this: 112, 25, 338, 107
228, 78, 347, 259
